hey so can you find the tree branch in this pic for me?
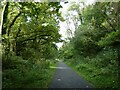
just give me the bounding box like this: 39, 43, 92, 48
8, 11, 22, 36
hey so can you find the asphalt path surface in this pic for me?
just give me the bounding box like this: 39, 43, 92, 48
49, 61, 94, 88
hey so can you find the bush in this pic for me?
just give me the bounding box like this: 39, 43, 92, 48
2, 51, 53, 88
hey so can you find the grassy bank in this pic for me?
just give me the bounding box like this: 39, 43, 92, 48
2, 56, 57, 88
65, 59, 118, 88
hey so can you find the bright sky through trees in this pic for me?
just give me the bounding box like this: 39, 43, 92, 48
56, 0, 95, 49
2, 1, 120, 88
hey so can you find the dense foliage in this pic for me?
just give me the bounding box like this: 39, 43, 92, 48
1, 1, 62, 88
60, 2, 120, 88
1, 1, 120, 88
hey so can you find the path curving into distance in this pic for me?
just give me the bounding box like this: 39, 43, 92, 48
49, 61, 94, 88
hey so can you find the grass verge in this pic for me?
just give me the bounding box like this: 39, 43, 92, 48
2, 61, 57, 88
65, 61, 118, 88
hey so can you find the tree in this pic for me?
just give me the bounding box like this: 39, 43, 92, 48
61, 2, 119, 88
2, 2, 63, 88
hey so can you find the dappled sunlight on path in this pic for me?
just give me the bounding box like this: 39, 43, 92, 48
50, 66, 70, 69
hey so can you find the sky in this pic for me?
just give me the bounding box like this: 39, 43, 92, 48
56, 0, 95, 49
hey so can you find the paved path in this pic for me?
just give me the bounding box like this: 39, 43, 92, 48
49, 61, 94, 88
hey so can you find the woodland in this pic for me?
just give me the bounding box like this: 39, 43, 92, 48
0, 1, 120, 88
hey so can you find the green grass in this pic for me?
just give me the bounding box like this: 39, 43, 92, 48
24, 68, 56, 88
65, 61, 118, 88
23, 67, 56, 88
3, 61, 57, 88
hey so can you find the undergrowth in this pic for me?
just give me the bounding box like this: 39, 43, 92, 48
65, 49, 119, 88
2, 53, 56, 88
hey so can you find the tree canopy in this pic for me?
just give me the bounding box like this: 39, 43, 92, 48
60, 2, 120, 88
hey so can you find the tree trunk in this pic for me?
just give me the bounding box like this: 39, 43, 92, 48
0, 1, 7, 35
